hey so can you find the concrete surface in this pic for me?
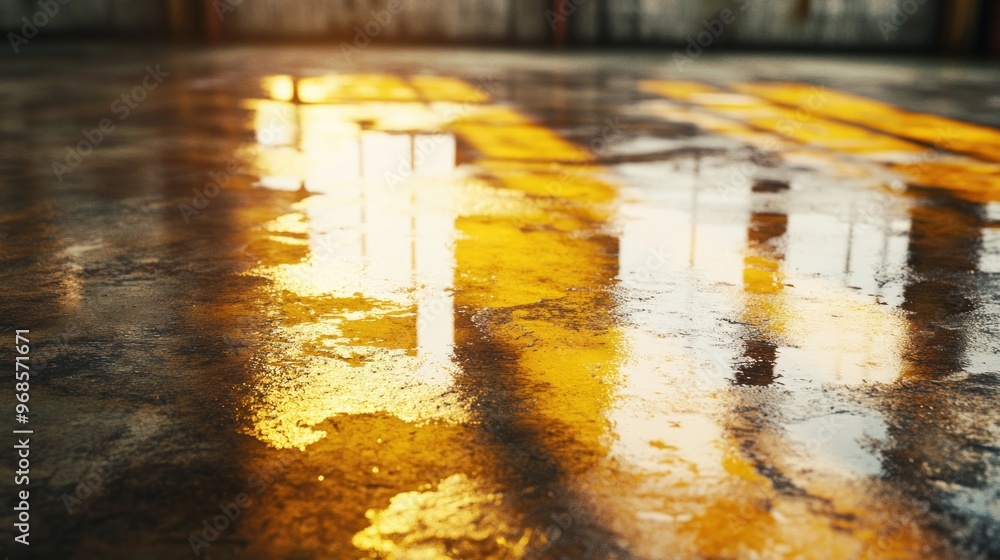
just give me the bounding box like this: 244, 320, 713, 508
0, 45, 999, 559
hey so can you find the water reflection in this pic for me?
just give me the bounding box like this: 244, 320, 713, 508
242, 75, 473, 450
878, 192, 996, 541
736, 180, 789, 386
223, 73, 999, 558
237, 73, 628, 557
622, 78, 1000, 557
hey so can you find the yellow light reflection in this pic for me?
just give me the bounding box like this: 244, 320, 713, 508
734, 82, 1000, 164
452, 107, 591, 163
262, 74, 295, 102
595, 79, 952, 559
226, 73, 953, 559
298, 74, 417, 103
242, 75, 493, 190
245, 176, 470, 449
641, 80, 1000, 202
352, 474, 531, 559
238, 75, 498, 451
340, 80, 624, 554
644, 80, 920, 157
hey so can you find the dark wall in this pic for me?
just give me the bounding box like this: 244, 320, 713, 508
0, 0, 960, 51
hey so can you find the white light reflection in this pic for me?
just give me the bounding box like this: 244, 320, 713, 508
242, 76, 479, 450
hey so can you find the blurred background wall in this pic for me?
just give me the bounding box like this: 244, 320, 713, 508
2, 0, 998, 55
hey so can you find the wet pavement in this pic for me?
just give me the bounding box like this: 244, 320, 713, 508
1, 45, 999, 559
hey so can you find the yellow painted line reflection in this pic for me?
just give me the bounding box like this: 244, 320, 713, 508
642, 80, 1000, 202
297, 74, 418, 103
452, 107, 591, 163
243, 74, 494, 190
638, 80, 722, 101
740, 213, 789, 353
237, 73, 621, 556
449, 89, 926, 559
890, 159, 1000, 203
643, 80, 920, 157
451, 106, 621, 466
337, 86, 621, 555
410, 75, 490, 103
239, 76, 490, 450
734, 82, 1000, 164
286, 74, 490, 104
633, 102, 911, 389
631, 81, 954, 557
639, 85, 914, 385
229, 73, 954, 558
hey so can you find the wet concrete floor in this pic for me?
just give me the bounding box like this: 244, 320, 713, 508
1, 45, 999, 559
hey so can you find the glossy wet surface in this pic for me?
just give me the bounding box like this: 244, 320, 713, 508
1, 45, 999, 559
